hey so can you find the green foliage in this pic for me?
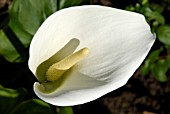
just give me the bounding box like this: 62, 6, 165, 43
0, 30, 20, 62
141, 48, 170, 82
9, 0, 57, 47
145, 11, 165, 25
0, 0, 57, 62
59, 106, 74, 114
10, 99, 53, 114
157, 25, 170, 46
150, 58, 170, 82
0, 85, 27, 114
0, 85, 53, 114
140, 48, 163, 76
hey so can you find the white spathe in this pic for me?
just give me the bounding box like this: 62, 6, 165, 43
28, 5, 155, 106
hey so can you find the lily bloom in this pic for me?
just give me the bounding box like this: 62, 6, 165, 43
28, 5, 155, 106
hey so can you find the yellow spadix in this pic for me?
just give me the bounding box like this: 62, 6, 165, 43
46, 48, 89, 81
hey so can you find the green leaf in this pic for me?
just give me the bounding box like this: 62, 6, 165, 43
9, 0, 57, 47
59, 0, 83, 9
147, 48, 163, 61
140, 59, 150, 76
10, 99, 53, 114
150, 3, 164, 13
0, 86, 27, 114
140, 48, 162, 76
157, 25, 170, 46
1, 0, 57, 62
142, 0, 148, 5
0, 30, 21, 62
145, 11, 165, 24
151, 59, 168, 82
3, 26, 28, 61
59, 106, 74, 114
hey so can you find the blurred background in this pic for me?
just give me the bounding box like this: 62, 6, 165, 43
0, 0, 170, 114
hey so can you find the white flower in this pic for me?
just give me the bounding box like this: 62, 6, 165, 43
28, 5, 155, 106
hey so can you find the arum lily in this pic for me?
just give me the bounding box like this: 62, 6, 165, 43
28, 5, 155, 106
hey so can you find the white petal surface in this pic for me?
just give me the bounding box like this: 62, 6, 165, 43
29, 5, 155, 106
